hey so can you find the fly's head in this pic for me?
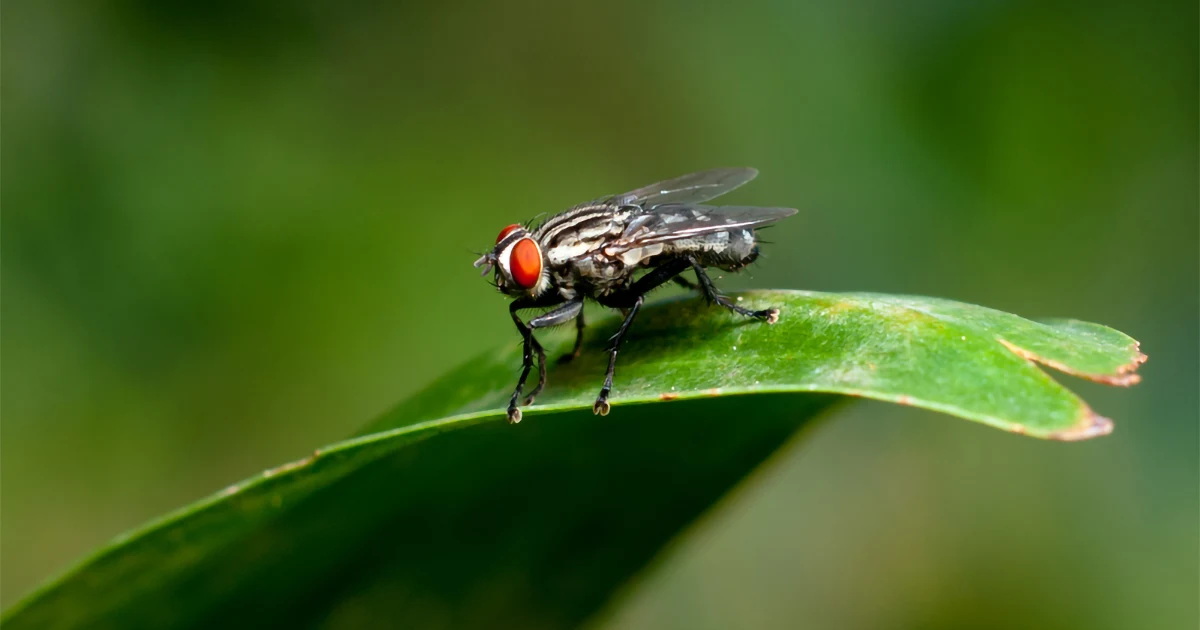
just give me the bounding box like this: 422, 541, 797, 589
473, 223, 550, 298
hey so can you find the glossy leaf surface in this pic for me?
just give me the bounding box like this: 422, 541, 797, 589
3, 290, 1144, 629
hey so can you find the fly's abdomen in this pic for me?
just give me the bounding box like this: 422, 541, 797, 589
664, 228, 759, 270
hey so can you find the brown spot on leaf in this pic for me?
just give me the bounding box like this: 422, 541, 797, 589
659, 392, 679, 401
707, 388, 721, 396
997, 338, 1146, 387
1009, 424, 1027, 435
897, 395, 913, 405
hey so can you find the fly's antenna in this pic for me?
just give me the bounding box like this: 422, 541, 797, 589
473, 252, 497, 276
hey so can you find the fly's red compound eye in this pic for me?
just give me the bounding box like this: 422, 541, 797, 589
496, 224, 522, 244
509, 238, 542, 289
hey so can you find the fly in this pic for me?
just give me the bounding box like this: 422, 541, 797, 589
473, 167, 797, 423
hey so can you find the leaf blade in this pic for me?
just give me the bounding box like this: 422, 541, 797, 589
3, 290, 1143, 629
364, 290, 1142, 440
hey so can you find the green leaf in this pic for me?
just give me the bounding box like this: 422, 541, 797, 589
3, 290, 1144, 630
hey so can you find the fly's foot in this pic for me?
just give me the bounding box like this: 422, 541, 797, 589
507, 406, 523, 424
593, 396, 611, 416
522, 380, 545, 405
711, 293, 779, 324
739, 306, 779, 323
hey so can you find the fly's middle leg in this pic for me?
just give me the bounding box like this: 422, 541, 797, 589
592, 257, 693, 415
593, 296, 643, 416
687, 256, 780, 324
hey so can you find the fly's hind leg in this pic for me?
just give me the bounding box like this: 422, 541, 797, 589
687, 257, 779, 324
672, 275, 698, 291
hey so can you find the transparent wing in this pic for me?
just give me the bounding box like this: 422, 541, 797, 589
611, 203, 797, 251
611, 168, 759, 208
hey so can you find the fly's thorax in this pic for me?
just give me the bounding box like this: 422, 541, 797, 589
550, 262, 626, 299
537, 204, 633, 267
554, 278, 578, 302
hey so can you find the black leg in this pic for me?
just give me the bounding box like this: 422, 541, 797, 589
688, 257, 779, 324
603, 257, 693, 308
593, 295, 643, 416
507, 294, 567, 423
522, 298, 583, 405
591, 257, 693, 415
672, 275, 698, 291
558, 307, 587, 364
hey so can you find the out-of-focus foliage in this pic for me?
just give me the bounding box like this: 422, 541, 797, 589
2, 0, 1196, 628
2, 292, 1144, 628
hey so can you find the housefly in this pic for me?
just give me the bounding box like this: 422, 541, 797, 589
473, 167, 797, 423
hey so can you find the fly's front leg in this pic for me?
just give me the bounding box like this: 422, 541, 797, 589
525, 338, 547, 407
522, 298, 583, 405
507, 295, 566, 423
688, 257, 779, 324
507, 307, 538, 424
558, 308, 587, 365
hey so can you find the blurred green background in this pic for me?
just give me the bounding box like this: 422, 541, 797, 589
2, 0, 1196, 628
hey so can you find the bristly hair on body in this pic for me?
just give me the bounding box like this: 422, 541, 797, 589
474, 167, 797, 423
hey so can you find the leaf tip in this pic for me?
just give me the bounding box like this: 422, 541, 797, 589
1124, 343, 1149, 374
1103, 342, 1147, 386
997, 338, 1147, 387
1046, 410, 1114, 441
